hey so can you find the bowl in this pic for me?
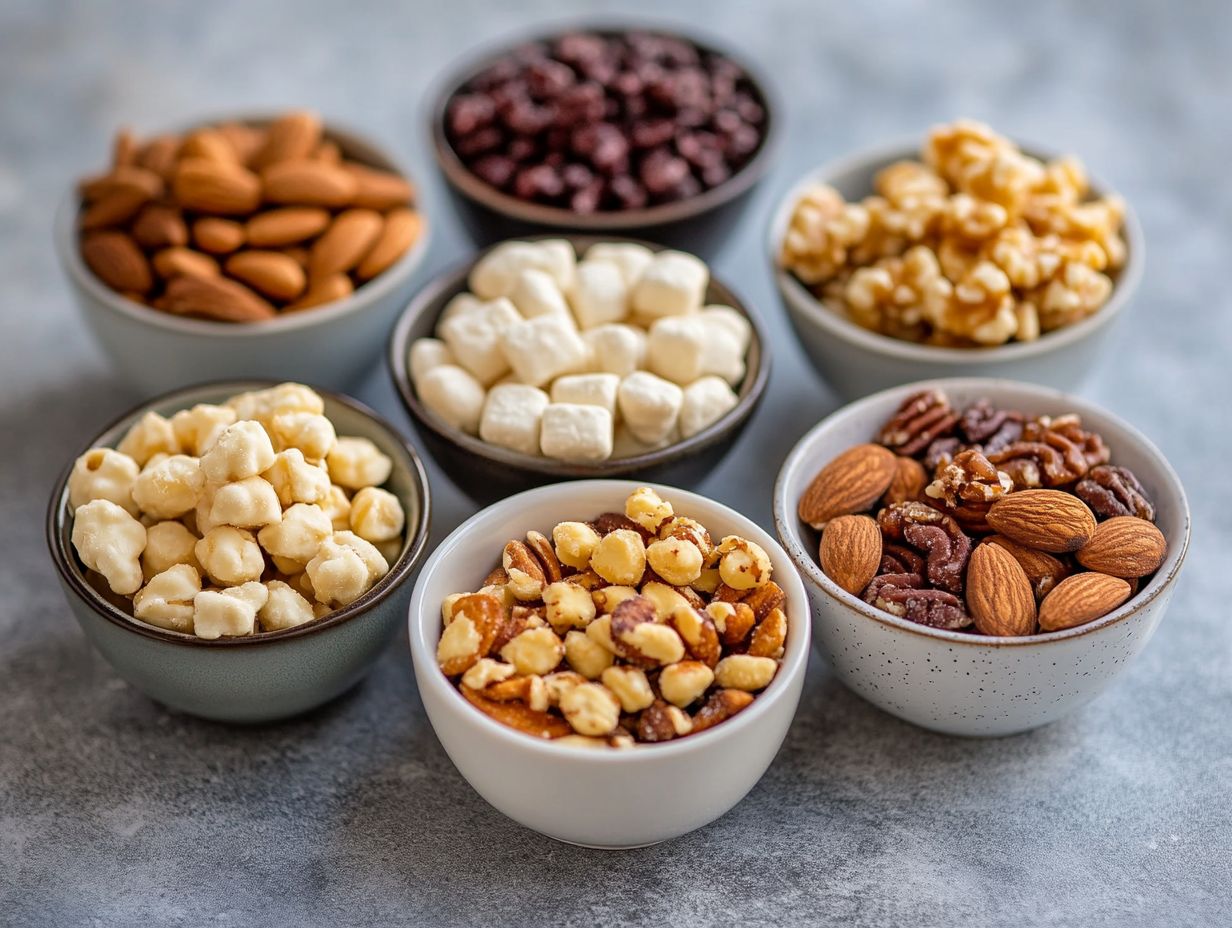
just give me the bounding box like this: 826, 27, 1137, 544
55, 113, 431, 395
388, 234, 771, 503
768, 137, 1144, 400
773, 378, 1189, 737
46, 380, 432, 723
429, 21, 781, 256
408, 479, 810, 847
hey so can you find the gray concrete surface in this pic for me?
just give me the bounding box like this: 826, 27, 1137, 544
1, 1, 1229, 925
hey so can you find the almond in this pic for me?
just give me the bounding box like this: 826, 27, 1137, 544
137, 135, 181, 179
225, 251, 307, 301
173, 158, 261, 214
79, 165, 163, 203
250, 111, 322, 169
161, 274, 276, 322
985, 535, 1069, 600
215, 122, 265, 164
986, 489, 1096, 553
355, 208, 422, 280
345, 163, 415, 210
314, 141, 342, 165
798, 443, 897, 529
244, 208, 331, 247
309, 208, 383, 279
285, 273, 353, 312
966, 541, 1036, 636
178, 128, 238, 163
1038, 572, 1131, 631
79, 167, 165, 230
1075, 516, 1167, 578
261, 160, 357, 208
131, 204, 188, 249
883, 455, 927, 505
193, 217, 246, 254
818, 514, 882, 595
152, 246, 220, 280
112, 128, 138, 167
81, 231, 153, 294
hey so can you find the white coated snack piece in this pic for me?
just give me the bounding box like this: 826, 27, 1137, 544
259, 580, 316, 631
209, 476, 283, 528
68, 448, 140, 515
116, 411, 179, 466
569, 260, 629, 330
268, 412, 337, 463
582, 324, 646, 377
348, 487, 406, 543
679, 376, 740, 439
195, 526, 265, 586
479, 383, 549, 455
327, 437, 392, 490
439, 297, 522, 385
630, 250, 709, 319
469, 241, 575, 299
71, 499, 147, 595
408, 338, 457, 390
193, 582, 270, 640
132, 454, 204, 520
418, 364, 486, 435
499, 316, 589, 387
509, 268, 571, 320
584, 242, 654, 285
226, 383, 324, 429
617, 372, 684, 445
141, 520, 200, 579
645, 316, 707, 385
171, 404, 237, 457
200, 421, 276, 484
263, 448, 330, 507
258, 503, 332, 562
550, 373, 620, 418
540, 404, 614, 462
701, 304, 752, 353
132, 563, 200, 633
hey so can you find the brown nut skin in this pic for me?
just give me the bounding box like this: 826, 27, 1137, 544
966, 541, 1037, 637
877, 390, 959, 456
747, 607, 787, 658
1075, 516, 1166, 578
984, 535, 1070, 601
462, 686, 572, 740
1037, 572, 1131, 631
819, 515, 882, 595
884, 456, 928, 505
690, 689, 755, 734
986, 490, 1097, 554
798, 444, 898, 530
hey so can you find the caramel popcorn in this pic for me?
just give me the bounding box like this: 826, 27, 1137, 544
780, 120, 1127, 346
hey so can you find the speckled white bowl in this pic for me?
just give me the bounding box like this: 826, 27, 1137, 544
773, 379, 1189, 737
408, 480, 810, 848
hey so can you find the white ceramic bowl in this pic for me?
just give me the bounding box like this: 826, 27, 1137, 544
408, 480, 810, 848
768, 138, 1144, 400
55, 115, 431, 395
773, 379, 1189, 737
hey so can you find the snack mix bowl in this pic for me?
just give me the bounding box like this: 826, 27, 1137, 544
46, 380, 432, 723
768, 130, 1144, 400
773, 378, 1188, 737
389, 234, 770, 503
408, 480, 809, 848
55, 112, 430, 395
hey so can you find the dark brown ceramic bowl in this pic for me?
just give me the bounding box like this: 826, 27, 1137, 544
428, 21, 781, 256
388, 234, 771, 503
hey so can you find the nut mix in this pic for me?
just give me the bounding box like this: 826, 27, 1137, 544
436, 487, 788, 747
444, 30, 767, 213
800, 390, 1165, 635
68, 383, 406, 639
778, 120, 1127, 346
76, 110, 424, 322
409, 239, 748, 462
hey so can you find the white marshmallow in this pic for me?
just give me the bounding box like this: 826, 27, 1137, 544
702, 329, 747, 386
569, 260, 629, 330
700, 304, 752, 353
630, 250, 709, 319
535, 239, 578, 292
479, 384, 549, 455
439, 292, 485, 325
509, 268, 571, 320
612, 423, 676, 458
499, 316, 589, 387
550, 373, 620, 418
418, 364, 487, 435
584, 242, 654, 285
439, 297, 521, 385
645, 316, 707, 385
408, 338, 455, 390
540, 404, 614, 463
469, 240, 576, 299
582, 324, 646, 376
617, 372, 683, 445
679, 376, 739, 438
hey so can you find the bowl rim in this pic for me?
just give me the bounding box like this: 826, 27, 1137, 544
56, 110, 432, 338
46, 378, 433, 648
772, 377, 1191, 648
427, 16, 783, 231
408, 478, 811, 760
766, 133, 1145, 364
387, 232, 772, 477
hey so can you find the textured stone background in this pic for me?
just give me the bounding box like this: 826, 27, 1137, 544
1, 1, 1229, 925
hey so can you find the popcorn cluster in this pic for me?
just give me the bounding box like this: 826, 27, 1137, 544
410, 239, 749, 463
68, 383, 405, 639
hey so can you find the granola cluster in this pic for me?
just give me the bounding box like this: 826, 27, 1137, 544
779, 120, 1127, 346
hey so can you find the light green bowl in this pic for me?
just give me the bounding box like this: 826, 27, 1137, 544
46, 380, 432, 723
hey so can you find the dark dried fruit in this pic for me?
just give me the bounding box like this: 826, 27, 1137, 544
877, 390, 960, 456
862, 573, 971, 630
877, 501, 972, 594
1075, 465, 1156, 522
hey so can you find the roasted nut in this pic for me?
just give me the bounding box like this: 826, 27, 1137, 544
924, 448, 1013, 529
883, 455, 928, 505
668, 606, 722, 667
985, 535, 1070, 600
599, 665, 656, 713
637, 700, 695, 742
691, 689, 754, 733
645, 536, 704, 586
658, 661, 714, 707
564, 629, 614, 679
638, 580, 693, 622
460, 657, 516, 691
747, 608, 788, 658
1074, 465, 1156, 521
503, 539, 548, 601
609, 597, 685, 667
625, 486, 673, 533
559, 682, 621, 737
542, 581, 597, 632
462, 686, 572, 739
741, 580, 786, 622
592, 585, 640, 614
499, 626, 565, 676
877, 502, 972, 594
877, 390, 959, 456
437, 591, 504, 676
552, 521, 602, 570
863, 573, 971, 630
589, 529, 646, 586
713, 654, 777, 692
715, 536, 772, 590
524, 530, 563, 582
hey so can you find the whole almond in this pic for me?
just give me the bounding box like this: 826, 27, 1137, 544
818, 514, 882, 596
79, 167, 164, 230
966, 541, 1037, 636
152, 247, 220, 280
985, 535, 1069, 600
178, 128, 238, 163
1038, 572, 1132, 631
173, 158, 261, 214
245, 207, 331, 247
215, 123, 265, 164
314, 140, 342, 165
883, 455, 927, 505
225, 250, 306, 301
356, 209, 422, 280
161, 274, 276, 322
286, 273, 353, 312
1076, 516, 1167, 578
81, 231, 153, 293
137, 135, 181, 179
193, 217, 245, 254
345, 163, 415, 210
250, 111, 322, 169
131, 204, 188, 249
986, 489, 1097, 553
798, 443, 898, 530
262, 160, 357, 208
79, 165, 163, 203
309, 209, 382, 279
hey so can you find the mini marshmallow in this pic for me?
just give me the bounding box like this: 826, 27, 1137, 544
536, 239, 578, 291
702, 328, 747, 386
612, 423, 672, 458
539, 404, 614, 463
584, 242, 654, 285
550, 373, 620, 418
469, 240, 575, 299
509, 268, 571, 320
408, 338, 456, 390
439, 297, 521, 385
438, 292, 485, 324
701, 304, 752, 353
418, 364, 487, 435
582, 324, 646, 376
569, 260, 629, 330
630, 250, 708, 319
679, 376, 739, 438
617, 372, 683, 445
645, 315, 707, 385
499, 316, 589, 387
479, 383, 549, 455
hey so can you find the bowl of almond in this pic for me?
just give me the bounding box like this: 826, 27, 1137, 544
408, 481, 809, 847
55, 110, 429, 394
773, 378, 1189, 737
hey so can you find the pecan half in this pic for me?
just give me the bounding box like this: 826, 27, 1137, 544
877, 501, 972, 594
1075, 465, 1156, 522
609, 596, 685, 668
959, 398, 1023, 453
590, 511, 653, 542
989, 413, 1109, 488
524, 530, 563, 583
862, 573, 971, 630
877, 389, 960, 456
880, 542, 925, 575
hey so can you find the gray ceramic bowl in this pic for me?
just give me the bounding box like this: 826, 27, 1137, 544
46, 380, 432, 723
388, 234, 771, 503
768, 137, 1144, 400
55, 113, 431, 395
